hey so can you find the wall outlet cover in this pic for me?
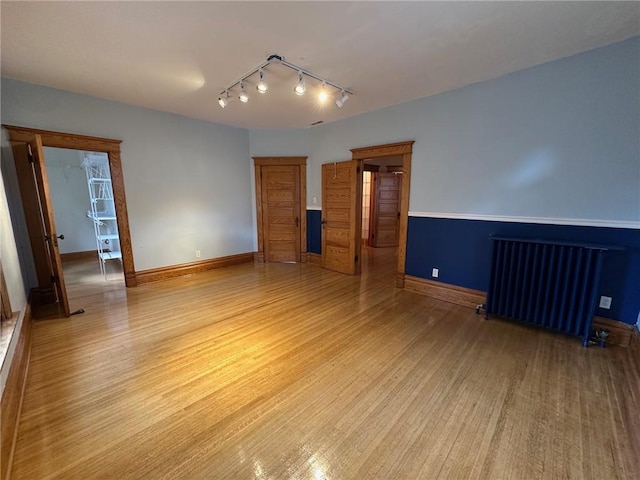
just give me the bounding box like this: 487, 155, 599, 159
599, 296, 612, 309
432, 268, 439, 278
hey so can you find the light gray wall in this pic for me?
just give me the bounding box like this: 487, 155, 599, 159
43, 147, 96, 254
0, 161, 27, 395
250, 37, 640, 226
1, 78, 253, 273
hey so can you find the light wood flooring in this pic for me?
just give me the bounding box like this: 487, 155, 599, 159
11, 248, 640, 479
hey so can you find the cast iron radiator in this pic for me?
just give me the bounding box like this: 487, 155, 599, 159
485, 236, 617, 346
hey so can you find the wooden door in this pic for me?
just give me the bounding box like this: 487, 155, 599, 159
371, 172, 401, 247
28, 136, 71, 316
261, 165, 301, 262
322, 160, 362, 275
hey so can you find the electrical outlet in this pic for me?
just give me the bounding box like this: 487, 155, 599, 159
432, 268, 439, 278
313, 196, 317, 204
599, 296, 612, 309
195, 250, 201, 258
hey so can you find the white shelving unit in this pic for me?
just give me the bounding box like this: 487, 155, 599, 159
82, 153, 121, 277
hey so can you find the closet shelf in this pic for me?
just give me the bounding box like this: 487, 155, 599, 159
83, 152, 121, 278
99, 251, 122, 261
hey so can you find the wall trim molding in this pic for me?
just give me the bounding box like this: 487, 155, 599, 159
1, 297, 32, 480
405, 275, 635, 346
404, 275, 485, 310
306, 206, 322, 211
60, 250, 97, 262
136, 252, 254, 284
307, 253, 322, 266
408, 211, 640, 230
593, 316, 637, 347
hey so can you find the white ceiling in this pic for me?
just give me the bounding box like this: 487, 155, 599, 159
2, 2, 638, 130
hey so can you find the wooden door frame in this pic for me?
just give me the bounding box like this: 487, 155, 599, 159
253, 157, 307, 264
3, 125, 137, 288
351, 141, 414, 287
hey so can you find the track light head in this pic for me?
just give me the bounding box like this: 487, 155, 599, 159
218, 91, 229, 108
294, 71, 306, 96
335, 90, 350, 108
318, 82, 328, 103
256, 69, 268, 94
239, 81, 249, 103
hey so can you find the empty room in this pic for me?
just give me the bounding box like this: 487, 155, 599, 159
1, 2, 639, 479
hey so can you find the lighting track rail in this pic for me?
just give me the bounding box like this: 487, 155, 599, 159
218, 53, 352, 109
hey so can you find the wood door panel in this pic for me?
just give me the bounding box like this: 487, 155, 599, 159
379, 190, 399, 201
326, 209, 350, 223
267, 190, 295, 203
321, 160, 362, 275
261, 165, 301, 263
371, 172, 401, 248
29, 136, 71, 316
378, 203, 398, 214
326, 228, 350, 246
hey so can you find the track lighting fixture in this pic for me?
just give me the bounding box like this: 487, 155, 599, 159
318, 82, 328, 103
256, 68, 268, 94
294, 71, 306, 96
217, 53, 352, 110
218, 91, 229, 108
335, 90, 350, 108
238, 82, 249, 103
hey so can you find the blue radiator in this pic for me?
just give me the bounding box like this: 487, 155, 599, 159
485, 236, 620, 346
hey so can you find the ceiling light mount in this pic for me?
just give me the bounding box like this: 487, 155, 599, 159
217, 53, 353, 109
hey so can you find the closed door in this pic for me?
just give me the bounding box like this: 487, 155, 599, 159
322, 160, 362, 275
371, 172, 401, 247
261, 165, 301, 262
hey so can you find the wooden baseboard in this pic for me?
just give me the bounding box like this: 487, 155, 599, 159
1, 298, 33, 480
404, 275, 485, 310
60, 250, 97, 262
307, 253, 322, 266
404, 275, 637, 347
136, 252, 255, 284
593, 316, 637, 347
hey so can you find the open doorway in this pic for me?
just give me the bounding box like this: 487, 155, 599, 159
4, 125, 136, 318
44, 147, 124, 310
362, 157, 403, 248
351, 141, 414, 288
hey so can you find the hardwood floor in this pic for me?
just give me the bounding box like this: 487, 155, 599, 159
10, 248, 640, 479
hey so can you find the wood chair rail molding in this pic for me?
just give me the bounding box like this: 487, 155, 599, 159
253, 157, 307, 264
2, 125, 137, 288
350, 141, 414, 287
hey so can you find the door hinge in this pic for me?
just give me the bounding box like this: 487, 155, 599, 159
50, 274, 59, 284
355, 255, 359, 263
27, 144, 34, 163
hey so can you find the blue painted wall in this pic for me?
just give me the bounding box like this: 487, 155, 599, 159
307, 210, 322, 254
406, 217, 640, 325
306, 214, 639, 324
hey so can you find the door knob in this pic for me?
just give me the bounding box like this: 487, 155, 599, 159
57, 234, 65, 240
